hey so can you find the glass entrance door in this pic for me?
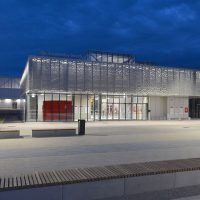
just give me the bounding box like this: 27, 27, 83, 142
137, 104, 143, 120
136, 104, 147, 120
99, 95, 148, 121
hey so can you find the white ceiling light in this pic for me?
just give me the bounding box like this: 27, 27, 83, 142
5, 99, 12, 103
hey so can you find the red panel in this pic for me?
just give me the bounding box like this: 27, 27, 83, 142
43, 101, 52, 121
43, 101, 73, 121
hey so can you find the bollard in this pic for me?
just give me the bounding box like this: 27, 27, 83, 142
78, 119, 85, 135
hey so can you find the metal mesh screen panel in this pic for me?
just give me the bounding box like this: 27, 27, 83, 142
0, 77, 20, 88
23, 56, 199, 96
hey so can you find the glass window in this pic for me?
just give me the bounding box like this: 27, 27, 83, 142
74, 95, 81, 121
108, 96, 113, 103
95, 95, 99, 120
90, 54, 96, 61
81, 95, 87, 120
114, 96, 119, 103
99, 95, 148, 121
101, 95, 107, 120
88, 95, 94, 121
120, 104, 125, 119
101, 95, 107, 103
67, 95, 72, 101
113, 56, 118, 63
108, 55, 112, 62
59, 94, 66, 121
132, 104, 137, 119
123, 57, 129, 63
137, 104, 143, 120
102, 55, 107, 62
97, 53, 102, 62
27, 94, 37, 121
101, 103, 107, 120
138, 97, 143, 103
120, 96, 126, 103
142, 104, 147, 120
143, 97, 148, 103
126, 96, 131, 103
37, 94, 44, 121
107, 103, 113, 119
133, 97, 137, 103
118, 56, 123, 63
66, 94, 73, 121
113, 104, 119, 119
126, 104, 131, 119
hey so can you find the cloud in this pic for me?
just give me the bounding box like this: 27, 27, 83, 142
0, 0, 200, 76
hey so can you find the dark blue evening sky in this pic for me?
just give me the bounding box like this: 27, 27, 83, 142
0, 0, 200, 77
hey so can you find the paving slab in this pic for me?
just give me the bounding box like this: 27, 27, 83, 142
0, 121, 200, 176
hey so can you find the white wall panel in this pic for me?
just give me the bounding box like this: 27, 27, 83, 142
149, 97, 167, 120
167, 97, 189, 119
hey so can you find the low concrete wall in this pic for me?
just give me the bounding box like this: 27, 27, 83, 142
0, 130, 20, 139
1, 171, 200, 200
0, 185, 62, 200
32, 129, 76, 138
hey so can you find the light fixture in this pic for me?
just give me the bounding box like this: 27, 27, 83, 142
16, 99, 21, 103
5, 99, 12, 103
31, 94, 36, 98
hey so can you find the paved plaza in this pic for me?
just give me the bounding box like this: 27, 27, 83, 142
1, 120, 200, 177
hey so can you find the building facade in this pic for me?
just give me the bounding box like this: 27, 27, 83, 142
20, 51, 200, 122
0, 77, 24, 121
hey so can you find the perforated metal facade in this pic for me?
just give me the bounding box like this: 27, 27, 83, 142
20, 55, 198, 97
0, 77, 20, 89
19, 52, 200, 122
0, 77, 22, 99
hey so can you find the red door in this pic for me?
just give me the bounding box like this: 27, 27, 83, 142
43, 101, 72, 121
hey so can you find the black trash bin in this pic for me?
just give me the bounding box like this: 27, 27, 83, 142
78, 119, 85, 135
